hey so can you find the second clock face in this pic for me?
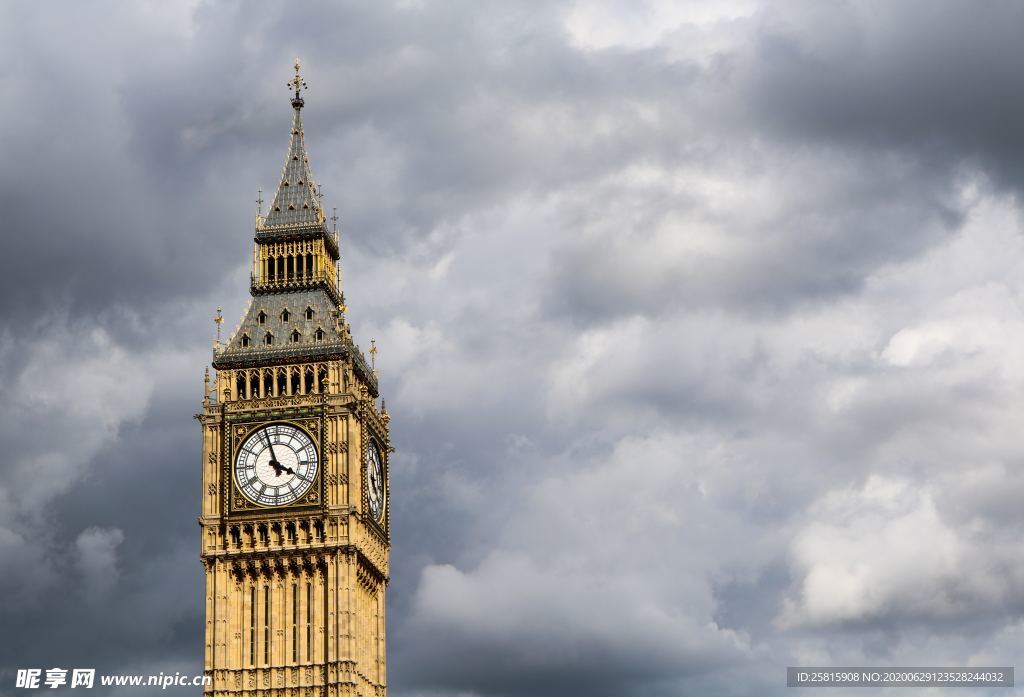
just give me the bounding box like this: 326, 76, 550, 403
235, 423, 318, 507
366, 439, 385, 522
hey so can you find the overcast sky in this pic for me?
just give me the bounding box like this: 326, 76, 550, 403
3, 1, 1024, 696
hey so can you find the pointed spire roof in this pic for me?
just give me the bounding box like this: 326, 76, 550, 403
261, 59, 324, 230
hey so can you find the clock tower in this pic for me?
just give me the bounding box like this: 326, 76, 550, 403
197, 61, 390, 696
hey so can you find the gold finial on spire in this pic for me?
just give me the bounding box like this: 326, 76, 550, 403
214, 306, 224, 345
369, 339, 378, 376
289, 57, 307, 108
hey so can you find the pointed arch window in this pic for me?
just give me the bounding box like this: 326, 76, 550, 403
291, 583, 298, 663
281, 309, 291, 323
290, 330, 301, 344
264, 585, 271, 664
249, 586, 256, 666
314, 328, 324, 342
264, 332, 274, 346
306, 582, 312, 661
305, 307, 314, 321
257, 311, 267, 325
240, 333, 250, 348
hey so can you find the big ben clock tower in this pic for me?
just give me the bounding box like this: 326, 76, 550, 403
197, 61, 390, 696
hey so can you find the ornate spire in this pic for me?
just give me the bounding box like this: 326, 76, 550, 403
261, 59, 322, 230
289, 58, 307, 109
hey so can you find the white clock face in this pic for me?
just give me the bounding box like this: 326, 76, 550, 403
366, 440, 385, 521
235, 423, 318, 507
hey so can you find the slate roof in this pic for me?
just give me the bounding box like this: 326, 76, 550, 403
260, 103, 322, 230
223, 288, 339, 349
215, 288, 378, 394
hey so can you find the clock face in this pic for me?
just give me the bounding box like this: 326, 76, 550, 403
365, 439, 385, 522
234, 423, 318, 507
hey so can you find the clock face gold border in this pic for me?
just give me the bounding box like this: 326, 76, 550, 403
230, 420, 320, 510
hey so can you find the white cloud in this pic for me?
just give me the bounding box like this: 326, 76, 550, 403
564, 0, 757, 52
780, 475, 1024, 629
780, 477, 961, 627
403, 182, 1024, 691
2, 323, 153, 512
404, 431, 765, 688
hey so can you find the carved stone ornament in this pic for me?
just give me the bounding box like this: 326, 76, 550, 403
228, 395, 323, 411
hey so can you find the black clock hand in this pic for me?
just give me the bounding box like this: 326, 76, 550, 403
274, 461, 295, 475
262, 430, 285, 475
